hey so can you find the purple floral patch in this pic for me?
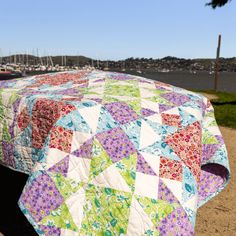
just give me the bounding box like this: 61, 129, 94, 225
198, 164, 227, 204
136, 153, 156, 175
90, 98, 103, 103
2, 141, 15, 169
158, 179, 179, 204
55, 88, 78, 95
94, 78, 105, 83
20, 173, 64, 222
96, 127, 136, 163
202, 144, 219, 163
48, 156, 70, 177
105, 102, 139, 125
159, 104, 175, 113
161, 92, 190, 106
40, 225, 61, 236
156, 207, 194, 235
72, 138, 93, 159
109, 73, 132, 81
215, 135, 224, 145
141, 108, 156, 117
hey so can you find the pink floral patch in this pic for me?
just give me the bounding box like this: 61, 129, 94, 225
165, 121, 202, 182
49, 126, 73, 153
161, 113, 182, 128
159, 156, 182, 181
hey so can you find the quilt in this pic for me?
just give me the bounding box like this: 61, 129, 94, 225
0, 70, 230, 235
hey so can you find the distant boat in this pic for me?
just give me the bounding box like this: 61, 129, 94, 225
159, 69, 170, 73
189, 70, 197, 74
136, 64, 142, 74
0, 67, 22, 80
104, 61, 109, 71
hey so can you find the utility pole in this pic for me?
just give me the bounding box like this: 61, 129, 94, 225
214, 34, 221, 91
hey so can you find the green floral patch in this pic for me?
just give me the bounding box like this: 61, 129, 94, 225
50, 173, 83, 200
105, 84, 140, 98
102, 95, 120, 104
40, 203, 78, 231
146, 96, 172, 105
115, 153, 137, 192
202, 129, 219, 144
135, 196, 179, 226
89, 138, 113, 179
80, 184, 132, 235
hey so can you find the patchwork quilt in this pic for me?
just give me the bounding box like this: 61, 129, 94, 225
0, 70, 230, 235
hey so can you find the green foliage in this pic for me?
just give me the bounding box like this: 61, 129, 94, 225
194, 90, 236, 129
206, 0, 231, 9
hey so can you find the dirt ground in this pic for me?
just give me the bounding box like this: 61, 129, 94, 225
195, 126, 236, 235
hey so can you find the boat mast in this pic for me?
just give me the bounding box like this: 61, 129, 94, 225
49, 55, 54, 67
0, 48, 2, 65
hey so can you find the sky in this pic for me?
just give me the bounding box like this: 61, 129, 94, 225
0, 0, 236, 60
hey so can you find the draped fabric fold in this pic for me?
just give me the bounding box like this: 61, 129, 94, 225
0, 70, 230, 235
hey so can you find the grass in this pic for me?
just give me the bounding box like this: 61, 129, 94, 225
193, 90, 236, 129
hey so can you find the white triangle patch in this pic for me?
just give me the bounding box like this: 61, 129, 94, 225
182, 194, 198, 212
141, 99, 159, 113
67, 155, 91, 182
65, 187, 86, 230
139, 120, 161, 149
162, 107, 179, 115
139, 151, 160, 175
145, 113, 162, 124
71, 131, 93, 152
46, 148, 68, 169
90, 164, 131, 193
161, 178, 183, 203
181, 107, 202, 120
126, 197, 154, 235
79, 105, 102, 134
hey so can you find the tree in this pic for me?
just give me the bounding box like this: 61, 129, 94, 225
207, 0, 231, 8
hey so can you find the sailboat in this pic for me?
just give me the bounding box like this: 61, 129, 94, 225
0, 66, 22, 80
104, 61, 109, 71
121, 61, 126, 72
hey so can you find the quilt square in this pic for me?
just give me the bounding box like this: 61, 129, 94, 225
49, 126, 73, 153
134, 172, 159, 199
159, 156, 182, 181
105, 102, 139, 125
96, 127, 136, 163
20, 173, 64, 222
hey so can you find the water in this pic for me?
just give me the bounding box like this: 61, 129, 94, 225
1, 70, 236, 92
125, 71, 236, 92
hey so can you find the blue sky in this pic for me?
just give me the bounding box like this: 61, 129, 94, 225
0, 0, 236, 60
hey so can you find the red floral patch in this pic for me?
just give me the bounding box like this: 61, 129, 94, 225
49, 126, 73, 153
17, 107, 31, 131
159, 156, 182, 181
32, 99, 76, 149
154, 81, 171, 89
28, 71, 89, 88
165, 121, 202, 182
161, 113, 182, 128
